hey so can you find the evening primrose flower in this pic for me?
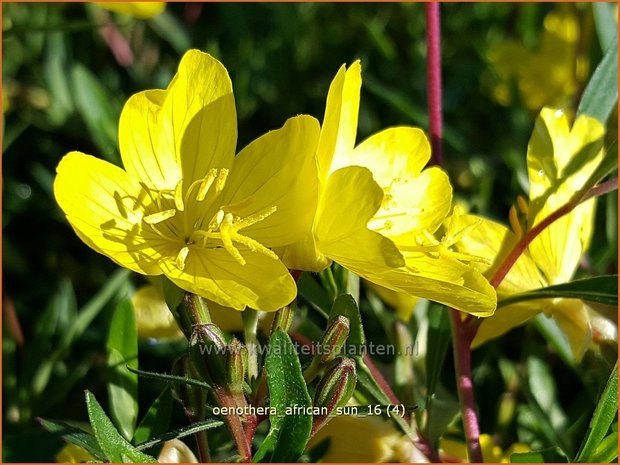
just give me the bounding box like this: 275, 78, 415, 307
488, 7, 585, 110
96, 2, 166, 19
306, 414, 423, 462
453, 108, 606, 359
440, 434, 529, 462
278, 62, 496, 316
54, 50, 320, 312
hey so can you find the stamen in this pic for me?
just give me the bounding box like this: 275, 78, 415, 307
144, 209, 176, 224
509, 205, 523, 238
517, 195, 529, 215
215, 169, 229, 193
196, 169, 218, 201
219, 213, 246, 265
174, 179, 185, 212
176, 246, 190, 270
233, 206, 277, 230
209, 209, 225, 230
232, 234, 279, 260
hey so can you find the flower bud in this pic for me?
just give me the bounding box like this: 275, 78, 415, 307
318, 315, 349, 364
189, 323, 228, 386
312, 357, 357, 435
226, 338, 248, 394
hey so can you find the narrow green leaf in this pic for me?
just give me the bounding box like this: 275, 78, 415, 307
576, 34, 618, 124
252, 330, 312, 463
39, 418, 106, 461
107, 299, 139, 440
532, 315, 575, 367
497, 276, 618, 309
127, 366, 212, 391
85, 391, 157, 463
135, 419, 223, 452
71, 63, 120, 161
149, 11, 191, 53
133, 389, 173, 445
590, 432, 618, 463
298, 272, 332, 318
593, 3, 618, 52
576, 362, 618, 462
511, 447, 568, 463
328, 294, 365, 347
424, 304, 452, 442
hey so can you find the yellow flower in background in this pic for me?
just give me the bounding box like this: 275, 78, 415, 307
453, 108, 606, 360
56, 444, 94, 463
133, 284, 275, 336
306, 414, 420, 462
96, 2, 166, 19
278, 62, 496, 317
488, 7, 585, 111
54, 50, 320, 312
367, 281, 418, 322
440, 434, 529, 462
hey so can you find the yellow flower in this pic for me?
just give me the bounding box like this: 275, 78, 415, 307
278, 62, 496, 317
366, 281, 418, 322
488, 7, 584, 110
453, 108, 606, 359
96, 2, 166, 19
54, 50, 320, 312
306, 414, 419, 462
440, 434, 530, 462
55, 444, 94, 463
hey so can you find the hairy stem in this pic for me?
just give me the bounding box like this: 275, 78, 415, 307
426, 2, 443, 166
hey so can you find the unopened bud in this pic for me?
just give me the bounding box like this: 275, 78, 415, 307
312, 357, 357, 435
189, 323, 228, 386
318, 315, 349, 364
226, 338, 248, 394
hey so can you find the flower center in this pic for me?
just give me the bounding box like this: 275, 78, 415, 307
140, 169, 278, 270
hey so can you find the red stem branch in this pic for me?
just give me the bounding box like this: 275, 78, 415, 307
426, 2, 443, 166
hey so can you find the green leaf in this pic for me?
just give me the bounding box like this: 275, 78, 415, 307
511, 447, 568, 463
252, 330, 312, 463
39, 418, 106, 462
107, 299, 139, 440
132, 388, 173, 446
576, 362, 618, 462
532, 315, 575, 368
149, 11, 191, 53
576, 33, 618, 125
593, 3, 618, 52
328, 294, 365, 347
298, 272, 332, 318
85, 391, 157, 463
134, 419, 223, 452
71, 63, 120, 161
590, 432, 618, 463
497, 276, 618, 309
424, 304, 452, 442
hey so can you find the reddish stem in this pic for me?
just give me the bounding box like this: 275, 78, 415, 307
426, 3, 482, 461
426, 2, 443, 166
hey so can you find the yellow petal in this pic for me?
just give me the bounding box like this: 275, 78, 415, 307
97, 2, 165, 18
56, 443, 95, 463
119, 50, 235, 191
362, 253, 497, 317
366, 281, 418, 322
332, 127, 452, 239
553, 299, 591, 361
317, 61, 361, 180
450, 213, 547, 295
54, 151, 170, 275
307, 414, 413, 463
160, 248, 296, 312
316, 166, 404, 269
526, 109, 605, 283
220, 115, 320, 247
132, 285, 183, 340
275, 230, 331, 272
474, 301, 541, 347
206, 299, 276, 333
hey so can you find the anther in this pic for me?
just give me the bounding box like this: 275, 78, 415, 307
176, 246, 190, 270
144, 209, 176, 224
196, 169, 218, 202
215, 169, 229, 193
174, 179, 185, 212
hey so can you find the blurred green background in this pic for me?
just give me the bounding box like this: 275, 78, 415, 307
3, 2, 617, 462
